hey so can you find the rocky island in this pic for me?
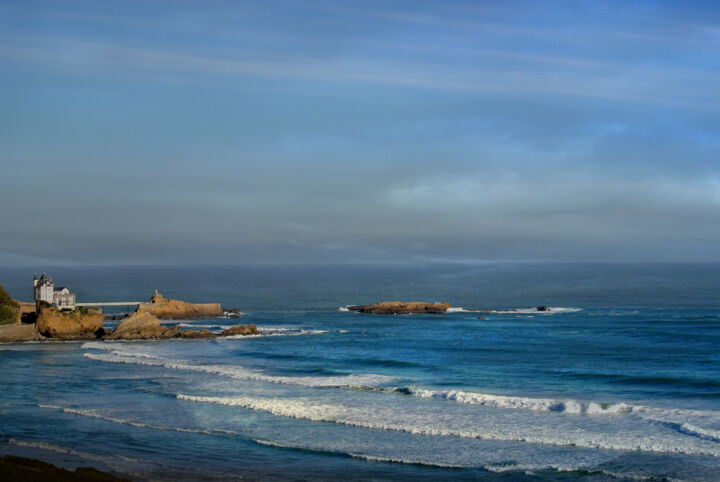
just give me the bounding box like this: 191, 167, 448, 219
347, 301, 452, 314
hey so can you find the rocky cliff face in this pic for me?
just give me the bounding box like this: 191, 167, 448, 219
136, 290, 223, 319
347, 301, 451, 314
36, 305, 104, 340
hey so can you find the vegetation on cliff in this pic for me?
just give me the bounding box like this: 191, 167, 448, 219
0, 285, 20, 325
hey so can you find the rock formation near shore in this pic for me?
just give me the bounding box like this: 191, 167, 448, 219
136, 290, 223, 319
220, 323, 259, 336
36, 305, 104, 340
347, 301, 452, 314
181, 329, 215, 339
106, 311, 260, 340
106, 311, 181, 340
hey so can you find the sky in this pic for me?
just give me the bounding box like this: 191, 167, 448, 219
1, 0, 720, 265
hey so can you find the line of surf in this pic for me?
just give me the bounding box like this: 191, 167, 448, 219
82, 349, 394, 388
175, 393, 720, 457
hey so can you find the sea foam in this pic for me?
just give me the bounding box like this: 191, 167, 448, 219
175, 393, 720, 457
491, 307, 582, 314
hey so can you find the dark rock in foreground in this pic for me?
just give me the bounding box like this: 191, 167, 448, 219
347, 301, 451, 314
0, 455, 129, 481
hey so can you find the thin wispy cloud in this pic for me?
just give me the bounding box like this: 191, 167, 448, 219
1, 0, 719, 265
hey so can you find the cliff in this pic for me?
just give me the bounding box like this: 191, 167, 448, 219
347, 301, 452, 314
0, 285, 20, 325
36, 305, 104, 340
135, 290, 223, 319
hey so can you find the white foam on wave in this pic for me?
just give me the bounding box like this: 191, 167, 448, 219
404, 388, 633, 415
677, 423, 720, 443
338, 306, 350, 312
402, 387, 720, 441
253, 438, 467, 468
175, 393, 720, 457
82, 349, 393, 388
177, 323, 229, 329
491, 307, 582, 314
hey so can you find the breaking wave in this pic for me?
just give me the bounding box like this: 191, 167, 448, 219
82, 348, 394, 388
398, 388, 634, 414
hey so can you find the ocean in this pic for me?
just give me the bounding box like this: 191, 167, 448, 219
1, 263, 719, 480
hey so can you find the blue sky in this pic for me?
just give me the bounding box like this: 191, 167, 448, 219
1, 0, 720, 265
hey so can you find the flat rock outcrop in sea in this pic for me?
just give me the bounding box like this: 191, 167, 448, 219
221, 323, 259, 336
347, 301, 452, 314
136, 290, 223, 319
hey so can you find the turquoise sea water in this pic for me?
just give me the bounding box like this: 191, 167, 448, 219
1, 264, 719, 480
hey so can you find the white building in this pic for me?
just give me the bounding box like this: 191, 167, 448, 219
33, 273, 76, 309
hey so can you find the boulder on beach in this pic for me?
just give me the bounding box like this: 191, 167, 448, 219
220, 323, 259, 336
135, 290, 224, 319
36, 305, 104, 340
106, 311, 181, 340
346, 301, 451, 315
0, 323, 44, 342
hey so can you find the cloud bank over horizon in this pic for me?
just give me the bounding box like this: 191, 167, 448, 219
1, 0, 720, 265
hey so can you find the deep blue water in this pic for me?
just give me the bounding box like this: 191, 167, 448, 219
1, 264, 719, 480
